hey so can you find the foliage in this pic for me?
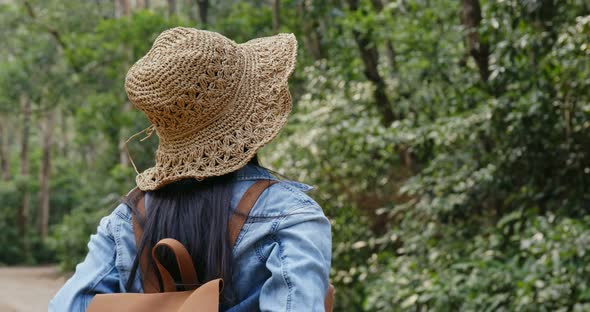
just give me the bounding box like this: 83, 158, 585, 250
47, 204, 109, 271
266, 0, 590, 310
362, 213, 590, 311
0, 0, 589, 311
0, 180, 25, 264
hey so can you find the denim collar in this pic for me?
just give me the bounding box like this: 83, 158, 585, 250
235, 164, 314, 192
144, 165, 314, 209
235, 163, 276, 181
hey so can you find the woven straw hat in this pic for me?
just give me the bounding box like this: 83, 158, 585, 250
124, 27, 297, 191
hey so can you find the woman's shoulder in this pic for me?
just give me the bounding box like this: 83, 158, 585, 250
96, 200, 134, 240
233, 164, 323, 217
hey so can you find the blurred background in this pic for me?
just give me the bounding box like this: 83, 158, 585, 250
0, 0, 589, 311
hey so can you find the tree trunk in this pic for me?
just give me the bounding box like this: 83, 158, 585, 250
37, 111, 54, 239
347, 0, 396, 126
539, 0, 556, 29
272, 0, 280, 33
168, 0, 177, 17
115, 0, 122, 17
0, 119, 10, 181
115, 0, 130, 17
119, 101, 132, 167
136, 0, 150, 9
187, 0, 196, 21
460, 0, 489, 82
18, 94, 31, 256
122, 0, 130, 15
370, 0, 397, 71
384, 41, 397, 72
297, 0, 324, 61
58, 108, 68, 158
197, 0, 208, 26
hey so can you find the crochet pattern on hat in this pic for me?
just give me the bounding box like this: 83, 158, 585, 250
125, 27, 297, 191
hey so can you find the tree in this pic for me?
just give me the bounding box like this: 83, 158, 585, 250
460, 0, 489, 82
115, 0, 131, 18
296, 0, 325, 61
197, 0, 208, 26
271, 0, 280, 32
0, 120, 10, 180
168, 0, 177, 17
346, 0, 396, 126
38, 111, 54, 239
369, 0, 396, 71
18, 94, 31, 256
136, 0, 150, 9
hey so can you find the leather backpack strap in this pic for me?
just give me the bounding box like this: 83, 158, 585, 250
226, 180, 340, 311
131, 181, 336, 310
134, 197, 199, 293
151, 238, 199, 292
229, 180, 277, 248
325, 284, 335, 312
131, 179, 277, 292
132, 193, 161, 293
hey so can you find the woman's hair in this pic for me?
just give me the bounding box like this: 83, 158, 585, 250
124, 156, 261, 303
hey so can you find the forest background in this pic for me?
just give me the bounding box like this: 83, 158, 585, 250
0, 0, 589, 310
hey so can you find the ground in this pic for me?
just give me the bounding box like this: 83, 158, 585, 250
0, 266, 66, 312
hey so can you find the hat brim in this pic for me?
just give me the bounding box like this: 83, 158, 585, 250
135, 33, 297, 191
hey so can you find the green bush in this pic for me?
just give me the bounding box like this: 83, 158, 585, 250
0, 181, 24, 265
362, 213, 590, 311
48, 204, 110, 271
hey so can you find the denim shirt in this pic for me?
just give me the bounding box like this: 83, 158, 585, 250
49, 164, 332, 311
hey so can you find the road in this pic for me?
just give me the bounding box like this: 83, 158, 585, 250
0, 266, 67, 312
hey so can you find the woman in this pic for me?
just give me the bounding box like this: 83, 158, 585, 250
49, 27, 332, 311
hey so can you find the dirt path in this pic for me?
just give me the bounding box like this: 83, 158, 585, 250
0, 266, 67, 312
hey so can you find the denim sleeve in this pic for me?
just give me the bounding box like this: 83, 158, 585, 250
259, 203, 332, 312
49, 207, 122, 312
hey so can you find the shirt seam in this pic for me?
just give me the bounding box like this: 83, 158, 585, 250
235, 174, 277, 181
251, 202, 316, 264
86, 261, 117, 293
114, 214, 131, 287
254, 239, 269, 263
84, 216, 118, 295
273, 183, 314, 206
267, 204, 317, 312
231, 181, 270, 253
245, 186, 318, 219
232, 183, 280, 252
84, 213, 117, 296
115, 204, 132, 223
249, 200, 320, 263
270, 232, 293, 312
233, 165, 314, 191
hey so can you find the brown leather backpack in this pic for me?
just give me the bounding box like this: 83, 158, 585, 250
87, 180, 335, 311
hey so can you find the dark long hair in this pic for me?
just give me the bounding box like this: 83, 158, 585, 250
124, 156, 261, 303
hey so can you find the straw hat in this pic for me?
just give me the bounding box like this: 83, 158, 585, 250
124, 27, 297, 191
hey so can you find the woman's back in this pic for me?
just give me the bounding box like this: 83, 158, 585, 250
49, 164, 331, 311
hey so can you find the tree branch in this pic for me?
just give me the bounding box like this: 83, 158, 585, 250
370, 0, 397, 72
272, 0, 280, 33
461, 0, 490, 82
23, 1, 67, 50
347, 0, 397, 126
22, 1, 82, 73
197, 0, 208, 26
297, 0, 324, 61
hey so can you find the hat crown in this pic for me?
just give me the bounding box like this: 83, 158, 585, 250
125, 27, 297, 190
125, 27, 246, 139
